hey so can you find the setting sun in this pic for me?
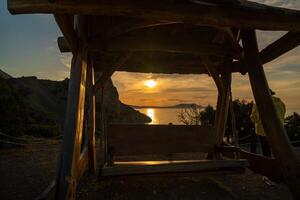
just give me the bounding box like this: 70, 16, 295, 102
145, 79, 157, 88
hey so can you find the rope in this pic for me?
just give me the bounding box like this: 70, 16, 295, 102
0, 132, 60, 145
0, 132, 30, 141
0, 139, 28, 146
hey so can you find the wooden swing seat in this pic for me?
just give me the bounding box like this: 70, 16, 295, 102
101, 124, 249, 176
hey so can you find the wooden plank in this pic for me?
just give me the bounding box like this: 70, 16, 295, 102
107, 125, 217, 157
54, 14, 77, 54
55, 16, 87, 200
8, 0, 300, 31
86, 57, 96, 174
241, 29, 300, 199
101, 159, 249, 176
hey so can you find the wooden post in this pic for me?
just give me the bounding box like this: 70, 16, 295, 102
86, 56, 96, 174
214, 70, 231, 145
55, 45, 87, 200
55, 16, 88, 200
241, 29, 300, 198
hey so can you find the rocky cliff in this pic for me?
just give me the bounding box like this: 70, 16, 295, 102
0, 72, 151, 137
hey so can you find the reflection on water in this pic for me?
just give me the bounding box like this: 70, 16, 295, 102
146, 108, 156, 124
137, 108, 182, 124
114, 160, 203, 166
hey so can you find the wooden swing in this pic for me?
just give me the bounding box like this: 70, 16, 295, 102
7, 0, 300, 199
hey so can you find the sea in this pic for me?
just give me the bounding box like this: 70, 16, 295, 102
135, 108, 184, 124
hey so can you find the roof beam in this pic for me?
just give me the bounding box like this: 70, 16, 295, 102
102, 38, 239, 59
58, 36, 241, 59
93, 54, 244, 75
8, 0, 300, 31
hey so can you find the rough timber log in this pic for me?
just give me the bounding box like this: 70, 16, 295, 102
232, 31, 300, 69
94, 53, 131, 93
241, 29, 300, 199
86, 57, 96, 174
58, 37, 240, 59
93, 39, 239, 58
92, 52, 247, 75
54, 15, 77, 54
8, 0, 300, 31
55, 16, 87, 200
56, 46, 87, 200
260, 32, 300, 64
215, 69, 231, 145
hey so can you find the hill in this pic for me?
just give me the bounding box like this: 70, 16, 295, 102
0, 71, 151, 137
0, 68, 12, 79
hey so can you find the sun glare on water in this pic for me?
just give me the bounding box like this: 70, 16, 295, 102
145, 79, 157, 88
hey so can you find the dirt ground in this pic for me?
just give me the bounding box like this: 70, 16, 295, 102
0, 139, 294, 200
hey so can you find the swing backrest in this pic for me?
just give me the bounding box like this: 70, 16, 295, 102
107, 124, 217, 157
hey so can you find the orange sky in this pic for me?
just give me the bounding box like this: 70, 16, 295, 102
111, 31, 300, 114
1, 1, 300, 114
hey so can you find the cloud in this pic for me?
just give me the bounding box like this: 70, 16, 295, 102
59, 54, 72, 69
251, 0, 300, 9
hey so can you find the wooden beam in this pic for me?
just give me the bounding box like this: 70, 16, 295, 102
78, 147, 89, 179
55, 16, 87, 200
102, 20, 179, 39
55, 45, 87, 200
93, 54, 246, 75
58, 36, 239, 58
204, 58, 224, 93
54, 14, 78, 54
103, 38, 239, 58
215, 68, 231, 145
101, 159, 249, 176
241, 29, 300, 199
239, 150, 283, 181
57, 36, 70, 53
233, 31, 300, 70
260, 32, 300, 64
8, 0, 300, 31
94, 53, 131, 92
86, 57, 96, 174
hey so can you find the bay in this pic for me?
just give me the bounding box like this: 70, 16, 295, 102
135, 108, 184, 124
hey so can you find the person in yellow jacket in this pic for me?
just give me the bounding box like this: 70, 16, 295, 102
250, 89, 286, 157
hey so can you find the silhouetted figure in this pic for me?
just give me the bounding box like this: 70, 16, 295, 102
250, 89, 286, 157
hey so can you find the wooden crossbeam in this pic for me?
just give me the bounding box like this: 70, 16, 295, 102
58, 36, 241, 59
54, 14, 77, 54
260, 32, 300, 64
94, 53, 131, 92
8, 0, 300, 31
